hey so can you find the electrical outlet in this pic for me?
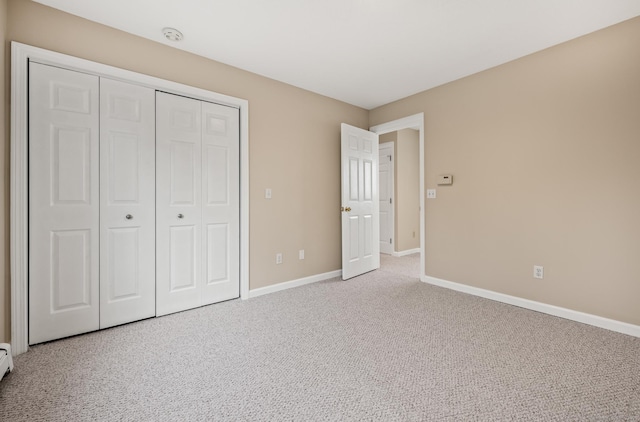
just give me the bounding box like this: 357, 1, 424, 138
533, 265, 544, 279
299, 249, 305, 260
276, 253, 283, 264
265, 188, 272, 199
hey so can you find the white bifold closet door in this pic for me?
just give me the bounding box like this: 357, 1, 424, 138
29, 63, 100, 344
99, 78, 156, 329
156, 92, 240, 316
29, 63, 156, 344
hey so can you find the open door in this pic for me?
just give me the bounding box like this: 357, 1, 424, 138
341, 123, 380, 279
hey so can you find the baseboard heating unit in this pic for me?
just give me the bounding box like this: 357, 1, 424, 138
0, 343, 13, 382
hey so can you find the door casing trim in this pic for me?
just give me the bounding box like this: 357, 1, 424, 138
370, 114, 425, 279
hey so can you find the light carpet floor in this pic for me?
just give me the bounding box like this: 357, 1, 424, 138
1, 254, 639, 421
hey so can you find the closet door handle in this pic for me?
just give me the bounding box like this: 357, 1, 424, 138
177, 213, 184, 219
125, 214, 133, 220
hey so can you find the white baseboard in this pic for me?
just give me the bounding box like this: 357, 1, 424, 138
423, 275, 640, 338
393, 248, 420, 257
249, 270, 342, 299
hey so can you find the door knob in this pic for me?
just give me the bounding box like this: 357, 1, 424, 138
177, 213, 184, 219
125, 214, 133, 220
342, 207, 351, 212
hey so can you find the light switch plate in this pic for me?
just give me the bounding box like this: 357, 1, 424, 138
427, 189, 436, 199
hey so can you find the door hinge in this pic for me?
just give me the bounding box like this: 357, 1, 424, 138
390, 198, 392, 204
389, 155, 392, 162
389, 238, 392, 244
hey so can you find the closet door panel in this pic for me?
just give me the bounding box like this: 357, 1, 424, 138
29, 63, 100, 344
201, 102, 240, 304
107, 228, 140, 297
50, 230, 92, 309
170, 225, 198, 290
156, 92, 203, 316
100, 78, 156, 328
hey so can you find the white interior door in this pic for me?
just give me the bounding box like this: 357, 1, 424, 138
201, 101, 240, 304
341, 123, 380, 280
29, 62, 100, 344
99, 78, 156, 328
379, 142, 394, 255
156, 92, 203, 316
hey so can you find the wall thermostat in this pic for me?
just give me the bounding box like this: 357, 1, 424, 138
437, 174, 453, 185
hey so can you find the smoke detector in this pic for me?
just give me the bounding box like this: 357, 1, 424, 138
162, 27, 183, 42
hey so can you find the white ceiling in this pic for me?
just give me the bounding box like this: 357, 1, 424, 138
34, 0, 640, 109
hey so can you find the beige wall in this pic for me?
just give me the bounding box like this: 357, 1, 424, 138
379, 132, 397, 144
0, 0, 368, 342
0, 0, 7, 343
396, 129, 420, 252
370, 16, 640, 326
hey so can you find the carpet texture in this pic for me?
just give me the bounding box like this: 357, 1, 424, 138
1, 254, 639, 421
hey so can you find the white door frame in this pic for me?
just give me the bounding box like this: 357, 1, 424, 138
370, 114, 425, 279
10, 42, 250, 356
378, 142, 395, 255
